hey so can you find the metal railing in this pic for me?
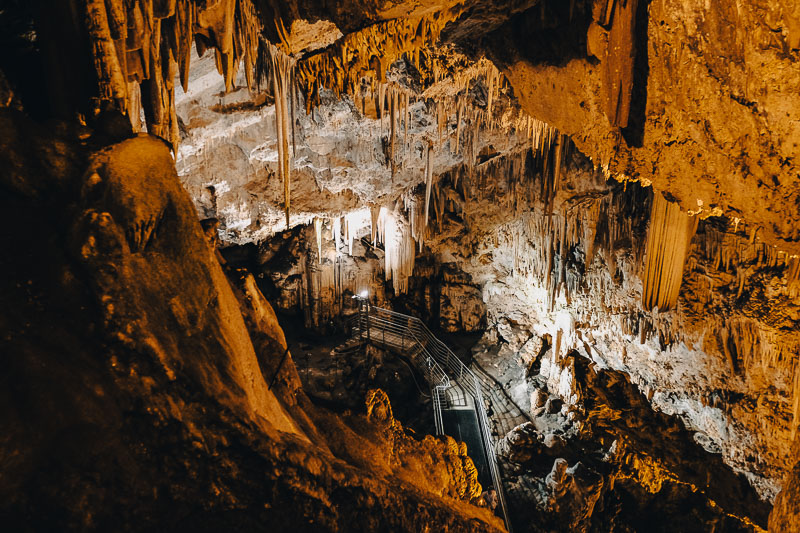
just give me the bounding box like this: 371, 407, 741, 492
349, 304, 512, 532
350, 308, 451, 433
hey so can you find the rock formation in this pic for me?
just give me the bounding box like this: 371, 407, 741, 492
0, 109, 503, 532
1, 0, 800, 531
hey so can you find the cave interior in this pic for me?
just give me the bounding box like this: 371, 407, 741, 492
1, 0, 800, 532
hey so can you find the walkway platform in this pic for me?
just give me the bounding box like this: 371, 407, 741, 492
349, 304, 513, 532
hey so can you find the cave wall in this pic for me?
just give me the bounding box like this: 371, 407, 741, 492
222, 219, 487, 335
418, 147, 800, 502
485, 0, 800, 252
224, 136, 798, 527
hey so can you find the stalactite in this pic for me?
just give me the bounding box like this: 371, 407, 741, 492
342, 211, 367, 256
370, 205, 381, 245
454, 97, 463, 154
442, 143, 800, 442
78, 0, 259, 149
437, 101, 445, 147
290, 67, 297, 156
257, 39, 296, 230
598, 0, 639, 128
433, 181, 445, 230
788, 255, 800, 295
314, 217, 323, 264
374, 83, 384, 123
295, 11, 459, 111
486, 66, 497, 123
333, 216, 342, 253
389, 85, 397, 175
379, 207, 416, 295
86, 0, 129, 113
303, 245, 381, 329
285, 20, 558, 187
470, 149, 648, 317
423, 143, 434, 230
403, 92, 409, 161
641, 193, 699, 311
128, 81, 142, 131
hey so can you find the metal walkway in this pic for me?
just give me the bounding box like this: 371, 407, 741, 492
349, 304, 512, 532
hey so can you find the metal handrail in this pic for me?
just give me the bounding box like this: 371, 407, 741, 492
350, 304, 513, 533
349, 312, 451, 434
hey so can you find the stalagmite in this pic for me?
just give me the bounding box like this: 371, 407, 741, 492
641, 192, 699, 311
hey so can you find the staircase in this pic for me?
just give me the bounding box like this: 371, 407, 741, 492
471, 362, 532, 438
349, 303, 513, 533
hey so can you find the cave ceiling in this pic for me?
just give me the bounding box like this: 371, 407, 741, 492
7, 0, 795, 250
48, 0, 794, 252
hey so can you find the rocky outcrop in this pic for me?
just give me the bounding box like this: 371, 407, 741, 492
72, 133, 300, 434
770, 455, 800, 532
365, 388, 484, 502
0, 111, 505, 532
495, 352, 770, 532
484, 0, 800, 253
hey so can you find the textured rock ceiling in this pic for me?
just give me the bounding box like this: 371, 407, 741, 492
50, 0, 799, 254
175, 47, 526, 242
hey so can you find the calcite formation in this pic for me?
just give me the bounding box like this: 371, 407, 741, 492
3, 0, 800, 531
81, 0, 260, 151
641, 192, 698, 311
